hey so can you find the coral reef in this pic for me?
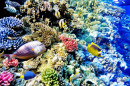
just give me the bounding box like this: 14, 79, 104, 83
22, 55, 42, 70
0, 17, 23, 28
0, 26, 25, 51
41, 67, 59, 86
22, 22, 60, 46
59, 35, 78, 52
38, 43, 68, 72
3, 58, 18, 67
0, 71, 14, 86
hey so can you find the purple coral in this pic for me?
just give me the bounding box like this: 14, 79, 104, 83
0, 71, 13, 86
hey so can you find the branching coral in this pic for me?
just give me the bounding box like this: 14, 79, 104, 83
41, 67, 59, 86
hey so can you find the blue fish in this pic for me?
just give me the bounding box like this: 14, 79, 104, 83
113, 0, 130, 6
20, 71, 36, 80
5, 0, 21, 8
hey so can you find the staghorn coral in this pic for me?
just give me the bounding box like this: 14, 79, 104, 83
22, 22, 60, 46
41, 67, 59, 86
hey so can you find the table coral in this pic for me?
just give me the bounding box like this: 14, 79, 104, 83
0, 71, 14, 86
3, 58, 18, 67
41, 68, 59, 86
59, 35, 78, 52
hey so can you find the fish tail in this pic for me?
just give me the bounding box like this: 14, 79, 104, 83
20, 75, 24, 79
0, 54, 13, 63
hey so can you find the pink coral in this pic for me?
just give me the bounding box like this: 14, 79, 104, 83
59, 35, 78, 52
3, 58, 18, 67
0, 71, 13, 86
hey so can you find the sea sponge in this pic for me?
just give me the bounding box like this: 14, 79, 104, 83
41, 67, 59, 86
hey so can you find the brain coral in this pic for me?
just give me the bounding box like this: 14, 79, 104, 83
0, 17, 23, 28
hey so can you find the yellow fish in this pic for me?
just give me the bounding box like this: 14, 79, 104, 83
87, 42, 102, 57
70, 72, 82, 82
59, 19, 65, 28
55, 10, 61, 19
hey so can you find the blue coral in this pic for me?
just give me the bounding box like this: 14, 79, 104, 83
0, 17, 23, 28
0, 26, 25, 50
0, 17, 25, 51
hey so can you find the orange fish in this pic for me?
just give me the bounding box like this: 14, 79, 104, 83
0, 41, 46, 62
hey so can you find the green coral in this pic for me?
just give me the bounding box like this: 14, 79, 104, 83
41, 68, 59, 86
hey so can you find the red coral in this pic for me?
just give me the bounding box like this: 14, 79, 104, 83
59, 35, 78, 52
3, 58, 18, 67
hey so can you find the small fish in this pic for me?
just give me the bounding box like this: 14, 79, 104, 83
7, 36, 16, 40
5, 0, 21, 8
70, 72, 82, 82
0, 41, 46, 62
113, 0, 130, 6
54, 10, 61, 19
20, 71, 36, 80
87, 42, 102, 57
59, 19, 65, 28
4, 5, 17, 13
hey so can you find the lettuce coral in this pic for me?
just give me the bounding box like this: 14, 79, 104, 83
41, 68, 59, 86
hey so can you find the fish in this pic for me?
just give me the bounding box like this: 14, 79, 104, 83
0, 41, 46, 62
59, 19, 65, 28
20, 71, 36, 80
87, 42, 102, 57
5, 0, 21, 8
113, 0, 130, 6
4, 4, 17, 13
70, 72, 82, 82
54, 10, 61, 19
7, 36, 17, 40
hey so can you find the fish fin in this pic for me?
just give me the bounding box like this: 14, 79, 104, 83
0, 54, 13, 63
91, 42, 101, 49
20, 75, 24, 79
